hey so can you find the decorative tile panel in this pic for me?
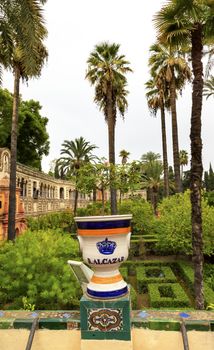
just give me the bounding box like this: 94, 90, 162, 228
88, 308, 123, 331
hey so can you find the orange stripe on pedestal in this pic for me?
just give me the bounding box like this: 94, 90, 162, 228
91, 274, 123, 284
77, 227, 130, 236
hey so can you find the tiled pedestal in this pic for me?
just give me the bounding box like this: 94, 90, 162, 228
80, 294, 132, 350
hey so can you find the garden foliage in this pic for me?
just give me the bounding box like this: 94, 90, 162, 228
27, 211, 75, 232
148, 283, 190, 308
156, 191, 214, 255
175, 262, 214, 306
118, 198, 155, 235
136, 265, 177, 293
0, 230, 81, 310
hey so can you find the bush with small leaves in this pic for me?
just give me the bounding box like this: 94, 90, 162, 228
155, 191, 214, 255
0, 229, 81, 310
118, 198, 156, 235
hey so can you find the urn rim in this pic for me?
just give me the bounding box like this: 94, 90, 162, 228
74, 214, 132, 222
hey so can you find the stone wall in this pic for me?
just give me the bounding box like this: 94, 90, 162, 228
0, 148, 90, 218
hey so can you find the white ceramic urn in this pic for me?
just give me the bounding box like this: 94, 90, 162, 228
75, 214, 132, 299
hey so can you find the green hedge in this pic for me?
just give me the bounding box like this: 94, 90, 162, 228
130, 286, 137, 310
129, 239, 145, 258
118, 198, 156, 235
119, 267, 128, 281
175, 262, 214, 306
148, 283, 190, 308
136, 265, 177, 293
124, 260, 171, 276
156, 191, 214, 255
27, 211, 75, 232
0, 230, 81, 310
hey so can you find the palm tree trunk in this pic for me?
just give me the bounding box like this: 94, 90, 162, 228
8, 65, 20, 240
190, 24, 204, 310
160, 99, 169, 196
169, 71, 182, 193
101, 187, 105, 215
73, 188, 79, 216
107, 86, 117, 214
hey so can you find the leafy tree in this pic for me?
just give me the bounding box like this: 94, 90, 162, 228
154, 0, 214, 310
148, 42, 191, 193
57, 137, 97, 215
86, 42, 132, 214
115, 161, 142, 204
145, 77, 169, 196
76, 160, 110, 215
0, 88, 49, 169
118, 198, 156, 235
156, 191, 214, 257
0, 1, 48, 241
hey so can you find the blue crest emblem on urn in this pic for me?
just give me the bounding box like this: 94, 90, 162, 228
96, 238, 117, 255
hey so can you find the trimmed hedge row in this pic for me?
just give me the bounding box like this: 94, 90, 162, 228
130, 286, 137, 310
136, 265, 177, 293
119, 267, 128, 281
148, 283, 190, 308
175, 262, 214, 306
124, 260, 171, 276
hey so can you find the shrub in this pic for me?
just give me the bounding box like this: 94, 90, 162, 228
119, 266, 128, 281
136, 265, 177, 293
175, 262, 214, 306
76, 202, 110, 216
124, 260, 171, 276
118, 198, 156, 235
148, 283, 190, 308
0, 230, 81, 310
130, 286, 137, 309
156, 191, 214, 255
204, 264, 214, 291
27, 211, 75, 232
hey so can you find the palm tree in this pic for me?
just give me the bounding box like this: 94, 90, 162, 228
0, 1, 48, 240
149, 42, 191, 193
145, 78, 169, 197
119, 149, 130, 165
86, 42, 132, 214
141, 152, 163, 215
203, 76, 214, 99
179, 150, 188, 180
141, 151, 161, 163
154, 0, 214, 310
57, 137, 97, 215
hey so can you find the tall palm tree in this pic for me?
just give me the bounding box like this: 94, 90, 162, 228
149, 42, 191, 193
57, 137, 97, 215
0, 1, 48, 240
145, 78, 169, 197
203, 76, 214, 99
86, 42, 132, 214
119, 149, 130, 165
154, 0, 214, 310
179, 150, 188, 180
141, 152, 164, 215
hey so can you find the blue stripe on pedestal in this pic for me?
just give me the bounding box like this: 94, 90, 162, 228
77, 219, 131, 230
87, 286, 128, 299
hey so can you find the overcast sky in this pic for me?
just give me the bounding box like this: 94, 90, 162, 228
3, 0, 214, 172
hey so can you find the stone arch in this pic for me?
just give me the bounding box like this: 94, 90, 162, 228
60, 187, 64, 199
69, 189, 72, 200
